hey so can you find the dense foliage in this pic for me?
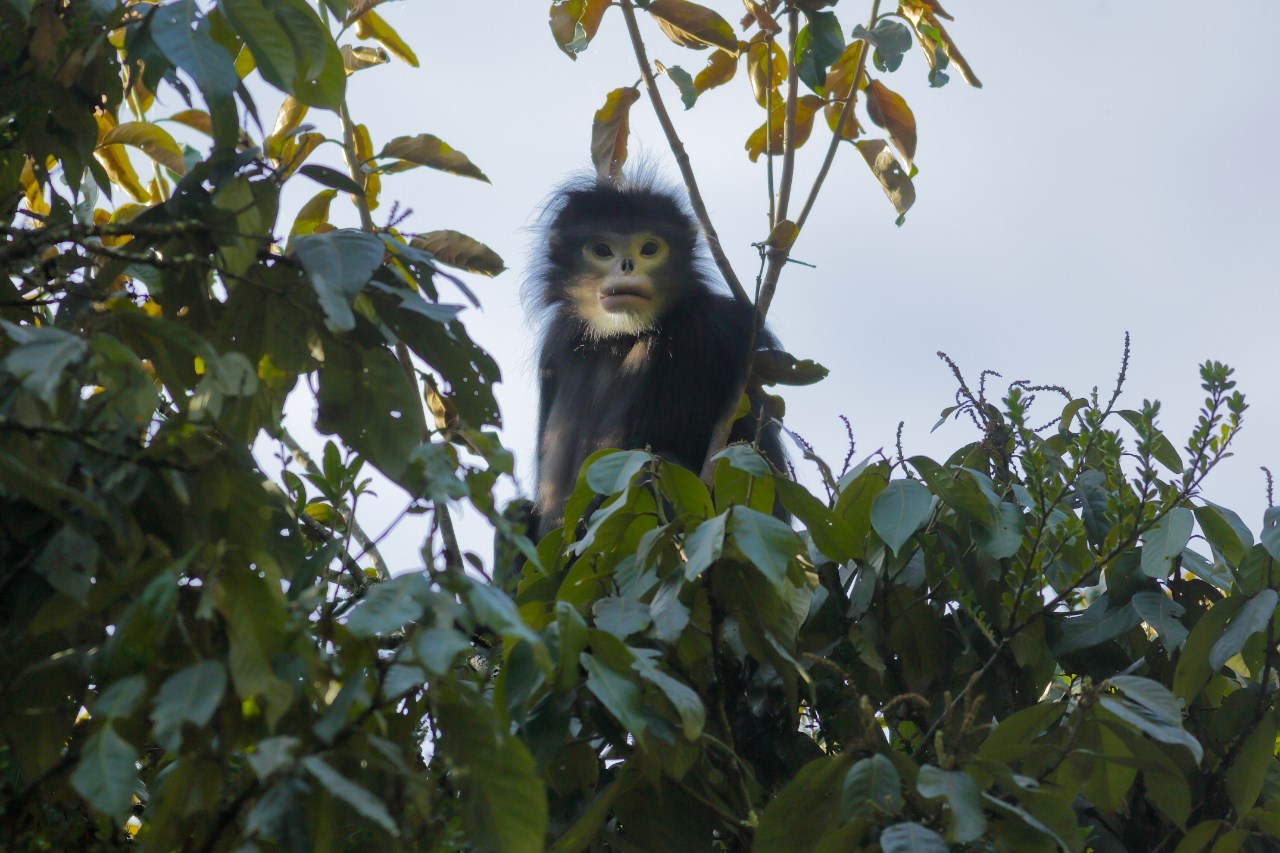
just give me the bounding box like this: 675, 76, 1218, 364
2, 1, 1278, 851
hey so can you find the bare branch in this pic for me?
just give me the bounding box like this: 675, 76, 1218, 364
617, 0, 749, 306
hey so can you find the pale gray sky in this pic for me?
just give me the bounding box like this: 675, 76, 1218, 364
270, 2, 1280, 569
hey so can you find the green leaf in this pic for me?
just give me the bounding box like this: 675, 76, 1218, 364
1261, 506, 1280, 562
1076, 468, 1112, 547
1108, 676, 1184, 727
878, 822, 948, 853
94, 676, 148, 719
302, 755, 399, 836
246, 735, 301, 781
293, 228, 386, 332
1118, 409, 1184, 473
150, 0, 240, 101
870, 479, 932, 556
298, 163, 364, 195
1052, 594, 1141, 656
916, 766, 985, 843
152, 660, 227, 751
1131, 591, 1188, 651
776, 478, 857, 562
853, 19, 913, 73
581, 652, 647, 739
973, 502, 1024, 560
585, 449, 650, 495
842, 754, 902, 820
632, 648, 705, 739
1098, 696, 1203, 763
0, 321, 88, 403
1209, 588, 1277, 671
411, 626, 473, 677
1173, 594, 1246, 701
592, 596, 651, 640
977, 702, 1065, 763
795, 10, 844, 94
271, 0, 346, 109
753, 349, 830, 386
1141, 508, 1194, 578
729, 506, 800, 590
659, 62, 698, 109
754, 754, 850, 853
221, 0, 298, 91
71, 725, 139, 822
1194, 501, 1254, 567
1224, 713, 1276, 816
346, 572, 432, 638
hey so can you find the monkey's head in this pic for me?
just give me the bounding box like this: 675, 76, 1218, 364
536, 179, 701, 338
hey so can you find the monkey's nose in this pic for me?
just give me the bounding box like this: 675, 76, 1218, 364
620, 258, 634, 273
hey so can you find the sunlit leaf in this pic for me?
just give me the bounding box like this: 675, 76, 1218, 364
693, 45, 738, 94
549, 0, 610, 60
864, 79, 916, 169
377, 134, 489, 182
646, 0, 738, 55
591, 86, 640, 182
353, 9, 419, 67
745, 95, 823, 161
340, 44, 390, 73
900, 0, 981, 87
410, 230, 506, 276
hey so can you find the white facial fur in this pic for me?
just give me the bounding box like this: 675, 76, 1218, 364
569, 231, 670, 338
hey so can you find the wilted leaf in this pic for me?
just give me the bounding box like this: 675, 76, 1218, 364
856, 139, 915, 219
900, 1, 981, 87
410, 230, 506, 276
762, 220, 799, 252
340, 44, 390, 73
864, 79, 917, 169
378, 134, 489, 182
549, 0, 610, 59
646, 0, 738, 54
354, 9, 419, 67
264, 96, 309, 160
591, 86, 640, 182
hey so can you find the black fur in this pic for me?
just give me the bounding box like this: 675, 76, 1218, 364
530, 179, 786, 536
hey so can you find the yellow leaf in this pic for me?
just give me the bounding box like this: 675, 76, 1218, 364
744, 95, 822, 162
591, 86, 640, 183
824, 42, 865, 140
102, 121, 186, 175
354, 124, 373, 164
290, 189, 337, 239
410, 230, 506, 277
364, 170, 381, 212
340, 44, 390, 74
168, 109, 213, 137
856, 139, 915, 218
265, 96, 309, 161
377, 134, 489, 183
234, 45, 256, 79
141, 300, 163, 318
746, 35, 786, 107
354, 9, 419, 67
93, 146, 150, 203
764, 220, 799, 252
646, 0, 738, 55
278, 131, 324, 180
693, 44, 739, 94
344, 0, 386, 26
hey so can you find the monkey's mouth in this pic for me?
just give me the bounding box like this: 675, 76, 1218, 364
599, 284, 654, 312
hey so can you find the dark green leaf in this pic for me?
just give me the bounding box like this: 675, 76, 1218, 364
916, 766, 985, 844
683, 512, 726, 580
1224, 713, 1276, 816
842, 754, 901, 820
879, 822, 948, 853
152, 660, 227, 751
293, 229, 386, 332
150, 0, 240, 101
1118, 409, 1184, 473
1173, 594, 1246, 701
729, 506, 800, 590
754, 754, 850, 853
592, 596, 651, 640
586, 450, 650, 495
1209, 588, 1277, 671
753, 349, 830, 386
71, 726, 139, 822
0, 321, 88, 402
346, 572, 432, 638
1130, 592, 1188, 651
1195, 501, 1254, 567
1098, 696, 1203, 763
302, 755, 399, 835
298, 163, 364, 195
1141, 508, 1194, 578
795, 10, 844, 94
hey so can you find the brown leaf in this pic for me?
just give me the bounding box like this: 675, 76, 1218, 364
864, 79, 916, 169
693, 45, 739, 94
900, 1, 980, 87
647, 0, 738, 55
740, 0, 782, 35
591, 86, 641, 183
823, 41, 865, 140
410, 231, 506, 277
744, 95, 822, 162
549, 0, 610, 59
856, 139, 915, 218
746, 34, 786, 107
378, 134, 490, 183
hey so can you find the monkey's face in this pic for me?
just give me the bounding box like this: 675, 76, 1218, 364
570, 231, 673, 337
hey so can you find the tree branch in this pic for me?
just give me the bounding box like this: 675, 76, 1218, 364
617, 0, 749, 307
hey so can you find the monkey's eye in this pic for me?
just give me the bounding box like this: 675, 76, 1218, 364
591, 242, 613, 259
639, 240, 661, 257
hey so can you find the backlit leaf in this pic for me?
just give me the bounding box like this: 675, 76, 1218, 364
856, 139, 915, 220
353, 8, 419, 67
864, 79, 916, 169
378, 134, 489, 182
101, 121, 186, 174
410, 230, 506, 276
591, 86, 640, 183
646, 0, 738, 55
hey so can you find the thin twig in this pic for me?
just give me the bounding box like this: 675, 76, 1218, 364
795, 0, 881, 234
617, 0, 749, 307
